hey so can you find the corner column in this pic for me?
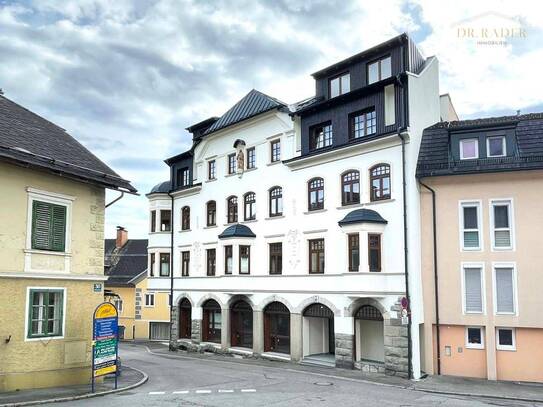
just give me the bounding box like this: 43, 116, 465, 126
290, 313, 302, 362
221, 307, 231, 350
253, 310, 264, 355
169, 304, 178, 349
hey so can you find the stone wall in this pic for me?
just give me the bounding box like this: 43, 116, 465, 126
191, 319, 202, 343
335, 333, 354, 369
383, 298, 409, 378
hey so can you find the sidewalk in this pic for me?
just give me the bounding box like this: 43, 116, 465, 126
0, 366, 147, 407
136, 341, 543, 403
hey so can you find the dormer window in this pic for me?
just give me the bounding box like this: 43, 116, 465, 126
460, 139, 479, 160
329, 73, 350, 98
487, 136, 506, 157
177, 168, 190, 187
367, 56, 391, 85
310, 122, 333, 150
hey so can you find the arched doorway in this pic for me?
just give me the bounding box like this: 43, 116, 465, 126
178, 298, 192, 339
263, 302, 290, 354
202, 299, 222, 343
354, 305, 384, 363
302, 303, 335, 365
230, 300, 253, 349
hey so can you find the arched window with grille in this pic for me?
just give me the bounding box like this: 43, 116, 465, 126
307, 177, 324, 211
341, 170, 360, 206
369, 164, 391, 201
206, 201, 216, 226
269, 187, 283, 217
244, 192, 256, 221
181, 206, 190, 230
227, 196, 238, 224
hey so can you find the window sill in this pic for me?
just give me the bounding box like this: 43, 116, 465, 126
224, 173, 238, 178
465, 344, 485, 350
25, 335, 64, 342
496, 346, 516, 352
205, 178, 217, 183
267, 161, 281, 166
149, 231, 171, 235
245, 167, 258, 172
204, 225, 218, 229
265, 215, 284, 220
241, 219, 257, 224
24, 249, 71, 257
179, 229, 192, 233
364, 198, 395, 206
303, 209, 327, 215
336, 203, 364, 210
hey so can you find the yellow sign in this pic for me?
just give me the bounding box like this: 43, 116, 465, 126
94, 303, 118, 319
94, 365, 117, 377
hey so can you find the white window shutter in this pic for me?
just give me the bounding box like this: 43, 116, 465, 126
496, 268, 514, 313
464, 268, 483, 313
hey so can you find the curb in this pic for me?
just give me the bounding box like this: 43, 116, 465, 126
139, 343, 543, 404
0, 366, 148, 407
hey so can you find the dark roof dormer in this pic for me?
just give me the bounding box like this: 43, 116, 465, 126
338, 209, 388, 226
219, 224, 256, 239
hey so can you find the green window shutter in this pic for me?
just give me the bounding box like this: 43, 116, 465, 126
32, 201, 52, 250
51, 204, 67, 252
31, 201, 66, 252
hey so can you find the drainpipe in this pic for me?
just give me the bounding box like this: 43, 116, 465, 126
419, 180, 440, 375
397, 129, 412, 380
105, 191, 125, 208
168, 190, 175, 349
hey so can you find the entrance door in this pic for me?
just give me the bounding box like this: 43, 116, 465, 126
230, 300, 253, 348
202, 299, 222, 343
264, 302, 290, 354
302, 303, 335, 356
179, 298, 192, 339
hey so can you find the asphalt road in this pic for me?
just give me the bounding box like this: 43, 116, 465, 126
48, 343, 540, 407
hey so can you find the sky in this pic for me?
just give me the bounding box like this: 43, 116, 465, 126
1, 0, 542, 238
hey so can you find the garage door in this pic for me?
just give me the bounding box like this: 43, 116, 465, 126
149, 322, 170, 340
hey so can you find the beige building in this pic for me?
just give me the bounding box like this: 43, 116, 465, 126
417, 113, 543, 382
0, 95, 136, 391
104, 227, 170, 341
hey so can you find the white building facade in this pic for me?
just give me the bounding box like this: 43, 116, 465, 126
147, 34, 442, 378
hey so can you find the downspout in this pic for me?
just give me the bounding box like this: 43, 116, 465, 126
419, 180, 440, 375
397, 129, 412, 380
105, 191, 124, 208
168, 189, 175, 349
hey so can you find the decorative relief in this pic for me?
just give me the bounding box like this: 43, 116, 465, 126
193, 241, 202, 273
287, 229, 301, 271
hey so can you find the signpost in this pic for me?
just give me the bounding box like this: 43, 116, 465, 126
92, 302, 119, 393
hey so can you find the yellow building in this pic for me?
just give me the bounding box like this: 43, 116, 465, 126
0, 95, 136, 392
417, 113, 543, 382
104, 227, 171, 341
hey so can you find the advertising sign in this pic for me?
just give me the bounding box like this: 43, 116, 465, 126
92, 302, 118, 392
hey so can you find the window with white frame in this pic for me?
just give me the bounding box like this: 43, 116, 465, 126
27, 288, 64, 339
114, 299, 123, 313
463, 266, 484, 314
145, 293, 155, 307
496, 328, 516, 351
465, 326, 484, 349
460, 202, 481, 250
491, 200, 513, 250
460, 138, 479, 160
487, 136, 506, 157
494, 266, 516, 314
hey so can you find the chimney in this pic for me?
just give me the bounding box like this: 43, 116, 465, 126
116, 226, 128, 248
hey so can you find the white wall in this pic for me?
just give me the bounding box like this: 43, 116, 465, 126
302, 317, 329, 357
355, 319, 384, 362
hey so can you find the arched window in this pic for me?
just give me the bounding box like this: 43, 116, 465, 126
227, 196, 238, 224
244, 192, 256, 221
269, 187, 283, 217
341, 170, 360, 206
206, 201, 216, 226
181, 206, 190, 230
202, 299, 221, 343
370, 164, 391, 201
307, 177, 324, 211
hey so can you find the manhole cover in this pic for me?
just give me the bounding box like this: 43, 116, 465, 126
314, 382, 333, 386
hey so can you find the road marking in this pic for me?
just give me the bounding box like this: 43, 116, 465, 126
218, 389, 234, 393
149, 391, 165, 395
241, 389, 257, 393
195, 390, 212, 394
173, 390, 189, 394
